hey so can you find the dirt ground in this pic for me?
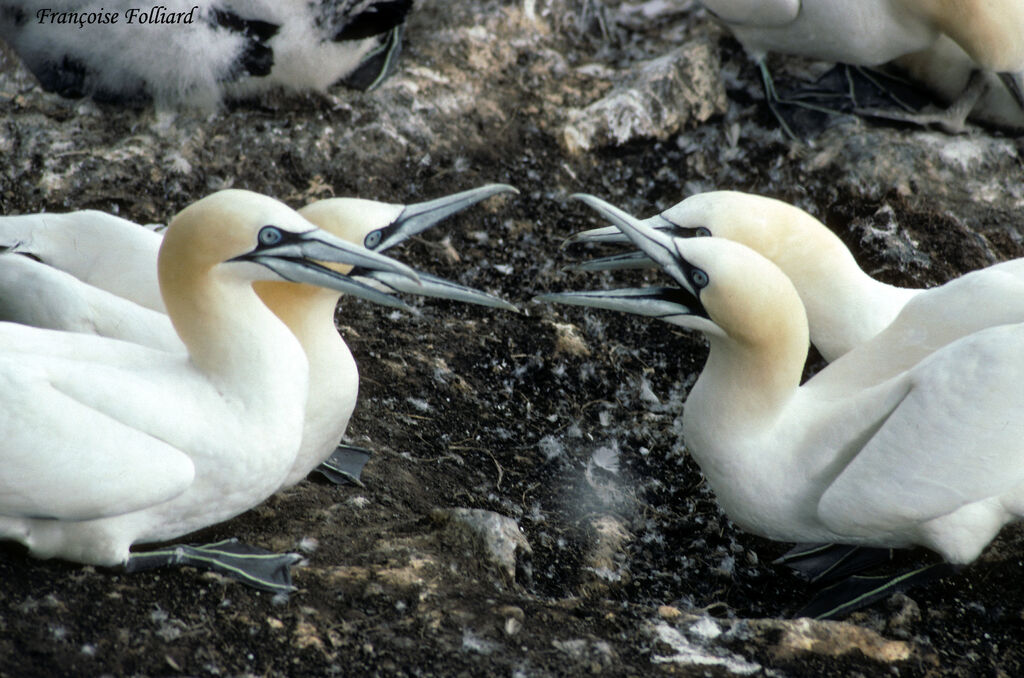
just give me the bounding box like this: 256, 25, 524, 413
2, 1, 1024, 676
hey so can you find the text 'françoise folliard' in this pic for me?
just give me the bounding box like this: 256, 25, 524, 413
35, 6, 200, 29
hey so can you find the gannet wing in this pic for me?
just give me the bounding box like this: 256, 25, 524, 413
0, 254, 181, 352
701, 0, 800, 27
0, 211, 165, 311
0, 359, 195, 521
818, 323, 1024, 536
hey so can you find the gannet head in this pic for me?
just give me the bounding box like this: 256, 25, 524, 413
539, 194, 809, 353
300, 184, 519, 255
295, 184, 520, 312
566, 191, 843, 264
158, 189, 420, 306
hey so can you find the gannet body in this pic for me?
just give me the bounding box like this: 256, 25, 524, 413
0, 189, 420, 567
702, 0, 1024, 128
566, 191, 1024, 368
707, 0, 935, 66
541, 194, 1024, 566
0, 185, 518, 489
0, 0, 411, 107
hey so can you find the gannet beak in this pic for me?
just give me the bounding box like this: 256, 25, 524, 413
560, 213, 684, 247
239, 226, 420, 280
354, 269, 519, 312
571, 194, 692, 289
564, 250, 658, 273
370, 183, 519, 252
233, 225, 423, 309
534, 286, 705, 323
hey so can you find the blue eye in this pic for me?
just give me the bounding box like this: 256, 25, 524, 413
695, 227, 711, 237
364, 230, 383, 249
259, 226, 283, 246
691, 269, 709, 288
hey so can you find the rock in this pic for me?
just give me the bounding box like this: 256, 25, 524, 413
560, 40, 727, 154
579, 515, 632, 595
648, 618, 761, 675
431, 508, 533, 585
745, 617, 914, 663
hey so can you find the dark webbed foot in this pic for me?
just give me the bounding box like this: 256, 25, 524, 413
312, 443, 373, 486
794, 562, 958, 620
775, 543, 895, 585
125, 538, 301, 593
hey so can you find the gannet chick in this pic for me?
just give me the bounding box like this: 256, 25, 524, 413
564, 190, 1024, 369
539, 193, 1024, 601
701, 0, 1024, 131
0, 189, 422, 589
0, 184, 519, 491
0, 0, 412, 108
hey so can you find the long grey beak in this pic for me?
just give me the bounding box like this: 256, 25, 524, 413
236, 225, 420, 310
565, 250, 657, 273
535, 286, 702, 324
561, 214, 678, 247
571, 194, 690, 288
357, 270, 519, 312
247, 226, 420, 282
373, 183, 519, 252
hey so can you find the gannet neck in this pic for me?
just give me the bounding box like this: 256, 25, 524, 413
665, 192, 916, 360
253, 281, 359, 489
653, 235, 811, 420
157, 194, 307, 386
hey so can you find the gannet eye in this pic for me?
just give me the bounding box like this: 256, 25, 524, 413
258, 226, 284, 246
364, 229, 383, 249
695, 227, 711, 237
691, 268, 709, 289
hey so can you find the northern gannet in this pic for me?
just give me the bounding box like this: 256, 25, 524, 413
0, 0, 412, 107
701, 0, 1024, 130
564, 190, 1024, 369
0, 184, 518, 490
539, 193, 1024, 612
0, 189, 421, 588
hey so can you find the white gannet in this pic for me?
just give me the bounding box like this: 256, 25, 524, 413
564, 190, 1024, 370
0, 184, 519, 490
0, 189, 422, 589
700, 0, 1024, 131
539, 193, 1024, 612
0, 0, 412, 108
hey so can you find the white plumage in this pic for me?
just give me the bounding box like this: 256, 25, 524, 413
565, 191, 1024, 376
0, 189, 421, 566
542, 193, 1024, 565
700, 0, 1024, 128
0, 184, 517, 491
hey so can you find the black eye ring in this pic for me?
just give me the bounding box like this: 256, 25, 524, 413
258, 226, 284, 246
691, 268, 709, 289
695, 227, 711, 237
364, 230, 383, 249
